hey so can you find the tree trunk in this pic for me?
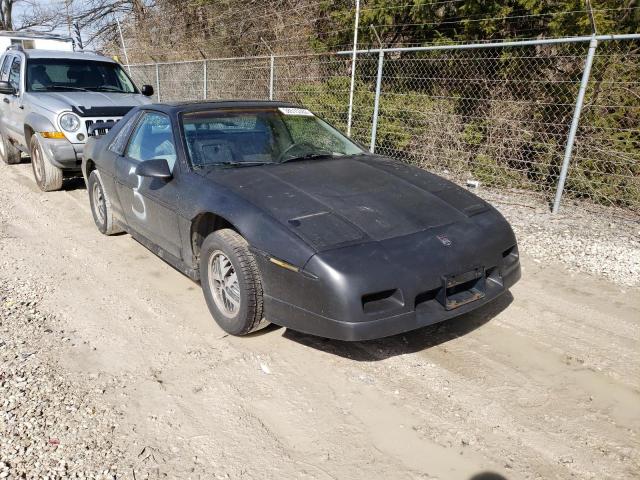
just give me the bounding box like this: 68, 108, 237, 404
3, 0, 13, 31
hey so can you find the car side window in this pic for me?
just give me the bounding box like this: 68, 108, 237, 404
125, 112, 177, 170
109, 112, 140, 156
8, 57, 21, 92
0, 56, 12, 82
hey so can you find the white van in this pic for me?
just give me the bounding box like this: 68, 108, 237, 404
0, 31, 73, 52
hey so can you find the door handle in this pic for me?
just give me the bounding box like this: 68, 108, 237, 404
2, 98, 9, 104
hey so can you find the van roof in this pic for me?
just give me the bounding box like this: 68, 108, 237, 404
0, 30, 73, 42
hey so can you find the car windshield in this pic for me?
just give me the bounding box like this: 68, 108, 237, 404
182, 108, 364, 168
26, 58, 137, 93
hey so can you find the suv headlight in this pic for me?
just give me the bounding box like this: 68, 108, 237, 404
59, 113, 81, 132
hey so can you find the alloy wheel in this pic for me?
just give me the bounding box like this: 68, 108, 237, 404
208, 250, 241, 317
92, 180, 106, 225
32, 144, 43, 184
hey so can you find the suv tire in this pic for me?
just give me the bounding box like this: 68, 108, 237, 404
0, 131, 21, 165
200, 229, 268, 336
30, 134, 63, 191
88, 170, 123, 235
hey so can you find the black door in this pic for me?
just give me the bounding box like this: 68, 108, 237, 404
115, 111, 183, 259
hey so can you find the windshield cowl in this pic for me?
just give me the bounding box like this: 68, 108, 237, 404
31, 86, 134, 94
194, 153, 363, 170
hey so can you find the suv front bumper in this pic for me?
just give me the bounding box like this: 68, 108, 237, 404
38, 137, 84, 171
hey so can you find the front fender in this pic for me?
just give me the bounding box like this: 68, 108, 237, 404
187, 204, 316, 268
24, 112, 57, 140
180, 175, 317, 273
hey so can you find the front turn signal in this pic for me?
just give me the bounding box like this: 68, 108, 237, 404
268, 256, 300, 273
40, 131, 66, 139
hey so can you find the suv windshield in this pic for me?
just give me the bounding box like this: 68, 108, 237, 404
26, 59, 137, 93
182, 108, 363, 168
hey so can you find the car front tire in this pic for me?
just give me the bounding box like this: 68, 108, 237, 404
0, 130, 21, 165
200, 229, 268, 336
88, 170, 122, 235
30, 134, 63, 191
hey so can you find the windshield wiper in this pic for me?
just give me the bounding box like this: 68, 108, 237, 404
278, 152, 338, 164
198, 161, 275, 169
42, 85, 91, 92
91, 86, 128, 93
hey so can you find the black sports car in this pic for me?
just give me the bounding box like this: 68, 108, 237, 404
82, 101, 520, 341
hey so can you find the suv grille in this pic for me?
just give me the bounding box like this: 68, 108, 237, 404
85, 119, 119, 137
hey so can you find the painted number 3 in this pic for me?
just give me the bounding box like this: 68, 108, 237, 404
129, 166, 147, 221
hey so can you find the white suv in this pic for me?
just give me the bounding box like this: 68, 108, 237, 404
0, 46, 153, 191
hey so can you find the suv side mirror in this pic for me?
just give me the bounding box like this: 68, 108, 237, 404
0, 81, 15, 95
141, 84, 154, 97
135, 158, 172, 179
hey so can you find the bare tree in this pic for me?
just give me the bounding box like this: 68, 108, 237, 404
0, 0, 68, 32
71, 0, 150, 48
0, 0, 17, 30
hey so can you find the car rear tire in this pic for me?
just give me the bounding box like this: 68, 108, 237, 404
30, 134, 63, 191
200, 229, 268, 336
88, 170, 123, 235
0, 131, 21, 165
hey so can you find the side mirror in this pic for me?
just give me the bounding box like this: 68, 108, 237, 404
141, 84, 154, 97
135, 158, 172, 179
0, 81, 15, 95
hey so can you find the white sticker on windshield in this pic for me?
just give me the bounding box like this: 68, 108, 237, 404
278, 107, 314, 117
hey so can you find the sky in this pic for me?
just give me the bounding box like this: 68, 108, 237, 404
13, 0, 89, 42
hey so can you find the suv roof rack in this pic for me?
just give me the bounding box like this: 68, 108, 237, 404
5, 44, 29, 58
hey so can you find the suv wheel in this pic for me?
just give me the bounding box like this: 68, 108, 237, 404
88, 170, 123, 235
30, 134, 63, 191
200, 229, 268, 336
0, 130, 21, 165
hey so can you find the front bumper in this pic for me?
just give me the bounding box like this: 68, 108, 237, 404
264, 262, 519, 341
258, 215, 521, 341
38, 137, 83, 170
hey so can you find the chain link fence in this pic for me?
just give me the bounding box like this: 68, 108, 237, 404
128, 36, 640, 215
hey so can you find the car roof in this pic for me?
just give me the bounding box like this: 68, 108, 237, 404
142, 100, 302, 114
22, 49, 117, 63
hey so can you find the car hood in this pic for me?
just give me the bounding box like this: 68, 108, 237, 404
202, 156, 494, 251
28, 91, 151, 115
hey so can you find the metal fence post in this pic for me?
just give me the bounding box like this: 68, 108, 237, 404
116, 18, 130, 74
269, 55, 275, 100
369, 50, 385, 153
552, 36, 598, 214
346, 0, 360, 136
203, 60, 208, 99
155, 63, 161, 102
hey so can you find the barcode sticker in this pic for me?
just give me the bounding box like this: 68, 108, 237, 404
278, 107, 314, 116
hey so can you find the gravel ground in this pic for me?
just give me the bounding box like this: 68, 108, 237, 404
0, 276, 175, 480
478, 189, 640, 287
0, 278, 126, 479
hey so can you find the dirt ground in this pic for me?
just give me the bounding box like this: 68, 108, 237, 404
0, 160, 639, 480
